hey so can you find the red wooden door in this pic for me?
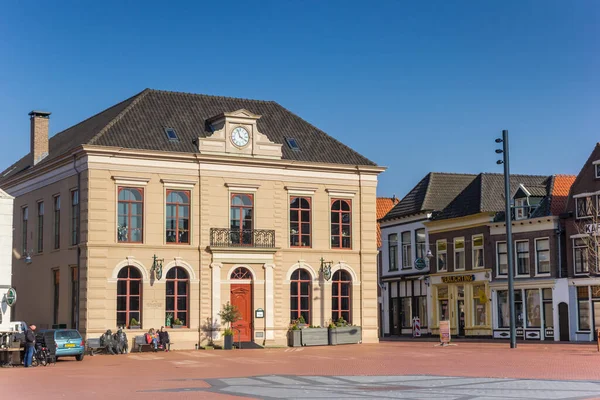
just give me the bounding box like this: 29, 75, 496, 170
231, 284, 252, 341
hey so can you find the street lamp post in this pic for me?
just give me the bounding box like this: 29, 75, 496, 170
496, 130, 517, 349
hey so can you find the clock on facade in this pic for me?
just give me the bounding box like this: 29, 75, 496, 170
231, 127, 250, 147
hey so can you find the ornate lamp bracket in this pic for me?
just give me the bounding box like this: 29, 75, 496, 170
320, 257, 333, 281
151, 254, 164, 280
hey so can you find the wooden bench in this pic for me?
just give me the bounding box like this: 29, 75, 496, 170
86, 338, 104, 356
134, 335, 153, 352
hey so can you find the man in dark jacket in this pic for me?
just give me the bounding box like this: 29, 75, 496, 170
24, 325, 36, 367
158, 326, 170, 352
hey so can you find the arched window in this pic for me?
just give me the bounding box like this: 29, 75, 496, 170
166, 267, 189, 327
331, 199, 352, 249
290, 269, 311, 323
166, 190, 190, 244
117, 266, 142, 328
332, 270, 352, 324
230, 194, 253, 245
231, 267, 252, 280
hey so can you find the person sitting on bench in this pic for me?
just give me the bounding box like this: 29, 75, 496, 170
158, 327, 170, 352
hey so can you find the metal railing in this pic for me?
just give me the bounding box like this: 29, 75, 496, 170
210, 228, 276, 248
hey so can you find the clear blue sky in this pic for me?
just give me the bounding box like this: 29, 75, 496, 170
1, 1, 598, 198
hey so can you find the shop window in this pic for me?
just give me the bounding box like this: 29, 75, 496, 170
525, 289, 541, 328
331, 270, 352, 323
53, 196, 60, 250
578, 286, 591, 331
415, 296, 428, 328
573, 238, 589, 274
437, 240, 447, 272
37, 202, 44, 253
331, 199, 352, 249
117, 187, 144, 243
388, 234, 398, 271
472, 235, 484, 269
454, 238, 465, 270
535, 238, 550, 274
542, 288, 553, 330
166, 190, 190, 244
290, 269, 311, 323
515, 241, 530, 275
116, 266, 142, 328
496, 242, 508, 276
166, 267, 189, 327
53, 269, 59, 325
497, 290, 509, 328
472, 285, 486, 326
401, 231, 412, 269
415, 229, 426, 260
400, 297, 411, 328
438, 286, 449, 321
230, 193, 253, 245
290, 197, 311, 247
514, 290, 524, 327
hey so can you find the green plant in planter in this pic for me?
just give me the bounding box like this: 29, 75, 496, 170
173, 318, 184, 326
129, 318, 140, 328
218, 302, 241, 332
298, 315, 306, 325
335, 317, 348, 327
223, 328, 234, 336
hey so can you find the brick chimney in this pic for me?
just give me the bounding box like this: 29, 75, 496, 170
29, 110, 51, 166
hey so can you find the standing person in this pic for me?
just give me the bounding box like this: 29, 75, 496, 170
159, 326, 170, 352
24, 325, 36, 368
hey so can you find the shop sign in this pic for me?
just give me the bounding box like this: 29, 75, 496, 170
545, 328, 554, 338
415, 258, 427, 271
442, 274, 475, 284
439, 320, 451, 344
584, 223, 600, 235
516, 327, 524, 337
255, 308, 264, 318
6, 288, 16, 307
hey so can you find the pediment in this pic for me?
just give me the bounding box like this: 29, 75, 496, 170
207, 109, 262, 123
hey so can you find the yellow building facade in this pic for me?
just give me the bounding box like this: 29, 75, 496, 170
2, 90, 384, 349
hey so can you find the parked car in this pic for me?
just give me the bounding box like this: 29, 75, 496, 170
38, 329, 85, 361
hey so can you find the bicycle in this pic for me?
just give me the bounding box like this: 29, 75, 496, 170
30, 345, 49, 367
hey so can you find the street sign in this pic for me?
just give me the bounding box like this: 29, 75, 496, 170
439, 320, 451, 345
255, 308, 264, 318
6, 287, 17, 307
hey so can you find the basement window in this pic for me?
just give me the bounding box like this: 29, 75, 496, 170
164, 128, 179, 141
285, 138, 300, 151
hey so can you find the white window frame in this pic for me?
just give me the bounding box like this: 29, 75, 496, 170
514, 240, 530, 277
534, 237, 551, 276
596, 164, 600, 179
454, 237, 465, 271
575, 196, 593, 219
514, 198, 527, 220
573, 237, 589, 276
436, 239, 447, 272
496, 241, 508, 277
472, 234, 484, 269
401, 231, 412, 269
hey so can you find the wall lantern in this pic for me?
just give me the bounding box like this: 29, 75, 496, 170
319, 257, 333, 281
151, 254, 164, 280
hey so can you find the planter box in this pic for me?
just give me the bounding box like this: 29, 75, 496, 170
301, 328, 329, 346
287, 330, 302, 347
171, 325, 184, 329
328, 326, 362, 345
129, 325, 141, 330
223, 335, 233, 350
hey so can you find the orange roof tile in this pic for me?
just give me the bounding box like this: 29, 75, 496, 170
376, 197, 399, 248
551, 175, 576, 216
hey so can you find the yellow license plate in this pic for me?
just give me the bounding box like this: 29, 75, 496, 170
65, 343, 76, 348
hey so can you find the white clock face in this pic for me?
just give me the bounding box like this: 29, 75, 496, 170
231, 127, 250, 147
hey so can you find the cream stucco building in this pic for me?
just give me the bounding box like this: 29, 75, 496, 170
1, 89, 384, 349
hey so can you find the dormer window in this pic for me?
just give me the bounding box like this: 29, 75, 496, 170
514, 198, 527, 220
596, 164, 600, 179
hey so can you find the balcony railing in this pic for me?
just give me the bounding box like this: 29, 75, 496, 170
210, 228, 276, 248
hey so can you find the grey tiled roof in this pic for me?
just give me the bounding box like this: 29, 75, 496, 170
1, 89, 376, 181
380, 172, 477, 221
434, 173, 553, 221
